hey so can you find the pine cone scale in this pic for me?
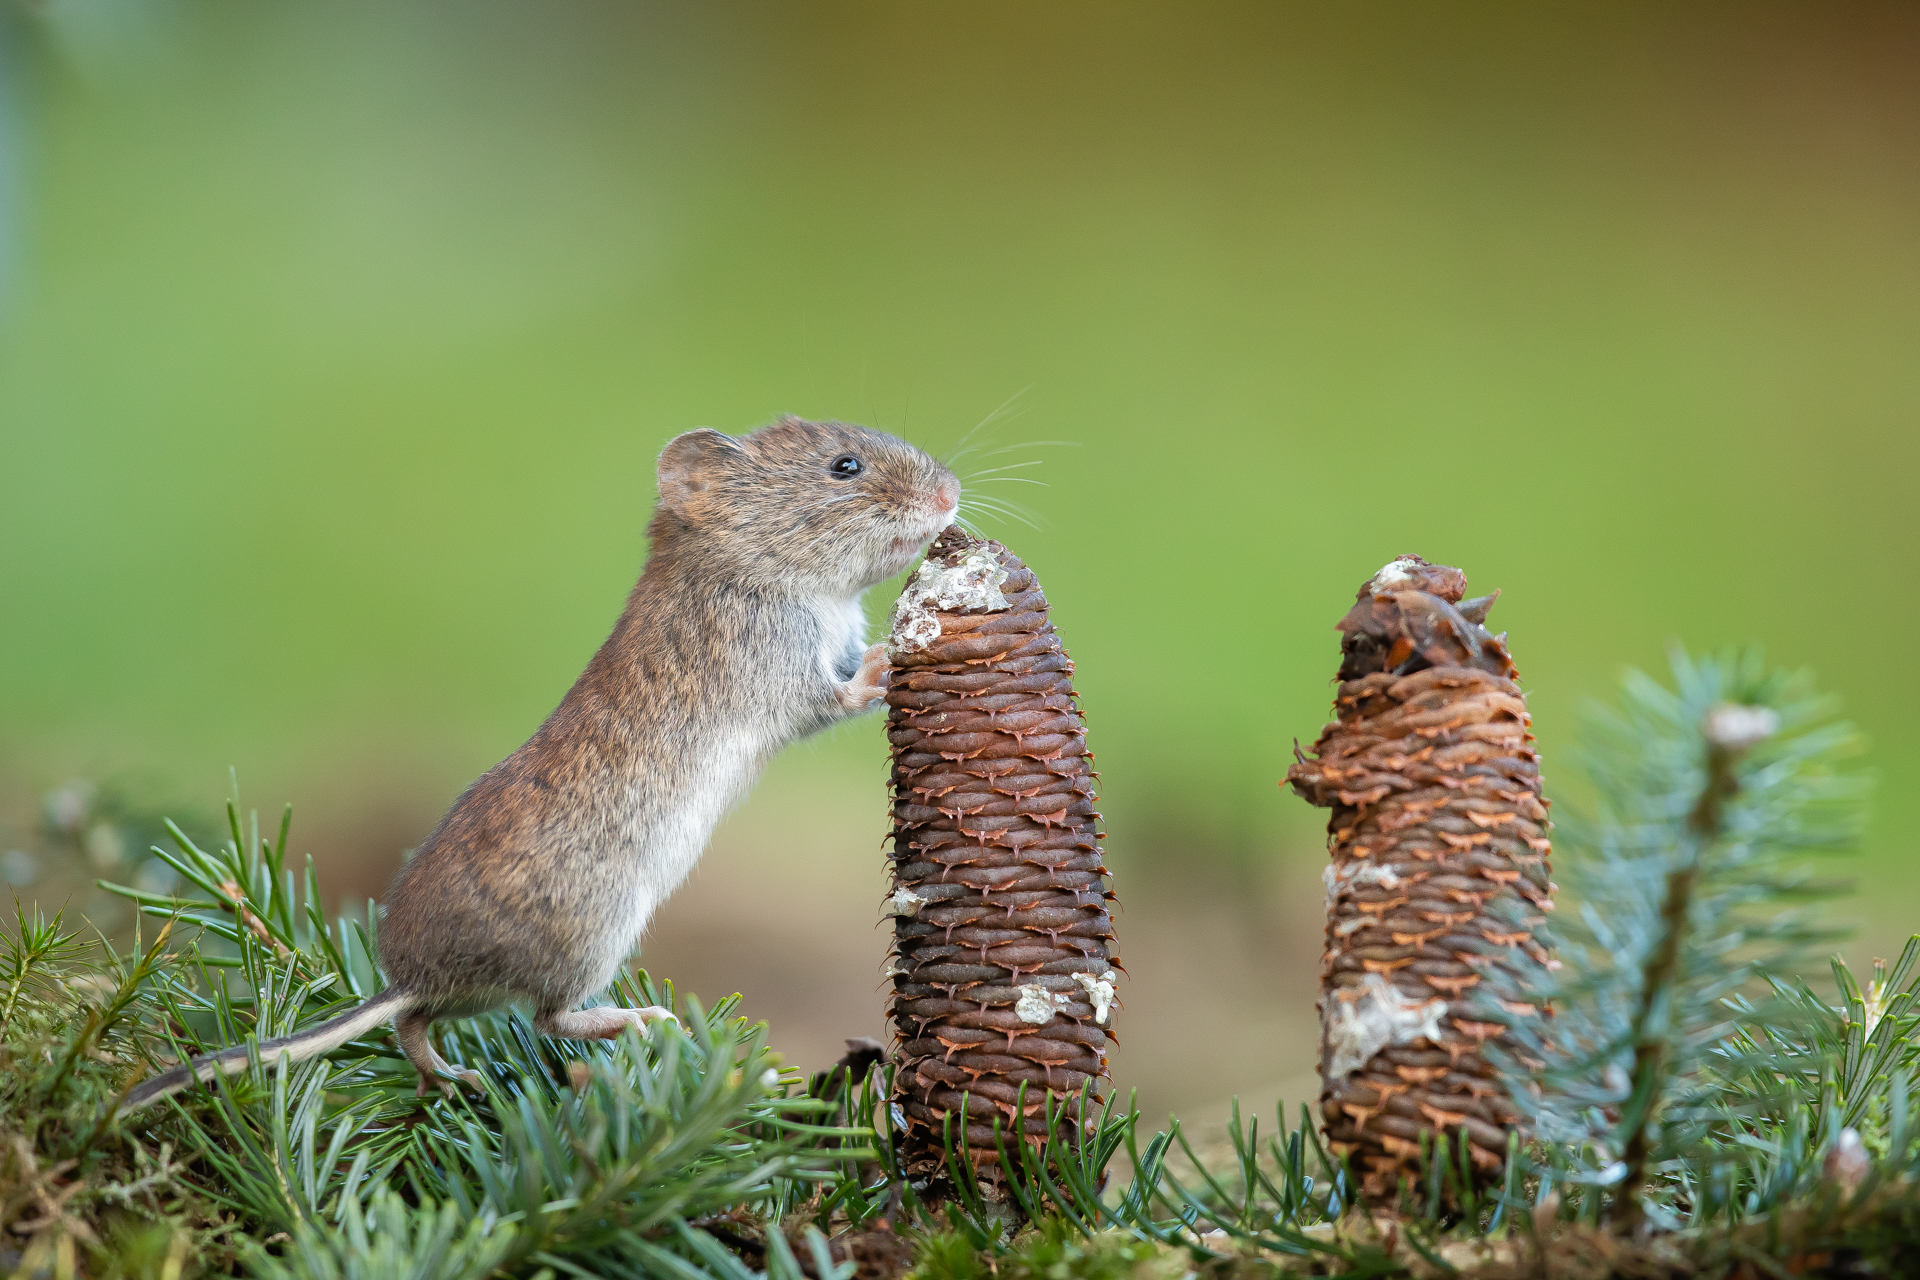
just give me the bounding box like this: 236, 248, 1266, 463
884, 528, 1116, 1197
1288, 555, 1553, 1202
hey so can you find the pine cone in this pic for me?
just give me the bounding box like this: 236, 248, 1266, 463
1286, 555, 1554, 1201
883, 527, 1117, 1199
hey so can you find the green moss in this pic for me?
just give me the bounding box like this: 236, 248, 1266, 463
1000, 1223, 1190, 1280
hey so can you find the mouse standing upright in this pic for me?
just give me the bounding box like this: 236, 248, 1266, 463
125, 418, 960, 1108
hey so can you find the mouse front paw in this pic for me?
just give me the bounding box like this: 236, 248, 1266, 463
835, 642, 890, 712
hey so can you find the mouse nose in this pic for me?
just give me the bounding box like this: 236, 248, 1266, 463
934, 478, 959, 514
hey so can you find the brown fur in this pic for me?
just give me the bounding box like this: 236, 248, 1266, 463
124, 418, 957, 1107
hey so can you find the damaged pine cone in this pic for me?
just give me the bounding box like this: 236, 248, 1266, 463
882, 527, 1117, 1200
1286, 555, 1554, 1201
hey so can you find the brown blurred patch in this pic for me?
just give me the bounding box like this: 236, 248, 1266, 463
646, 763, 1328, 1129
1, 744, 1331, 1132
292, 787, 434, 912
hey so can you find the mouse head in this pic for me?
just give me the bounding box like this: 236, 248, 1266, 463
651, 417, 960, 596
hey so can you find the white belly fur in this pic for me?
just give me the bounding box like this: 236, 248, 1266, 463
577, 591, 868, 999
579, 730, 771, 995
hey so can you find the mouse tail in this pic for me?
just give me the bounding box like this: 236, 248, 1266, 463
120, 986, 414, 1112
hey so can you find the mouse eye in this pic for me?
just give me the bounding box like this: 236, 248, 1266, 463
829, 454, 863, 479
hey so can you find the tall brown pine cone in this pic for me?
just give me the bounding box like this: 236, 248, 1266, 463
1286, 555, 1554, 1202
882, 527, 1117, 1198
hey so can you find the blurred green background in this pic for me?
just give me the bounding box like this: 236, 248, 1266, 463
2, 2, 1917, 1123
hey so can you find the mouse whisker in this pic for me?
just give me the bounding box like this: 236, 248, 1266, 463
961, 501, 1036, 523
941, 389, 1033, 468
957, 495, 1043, 531
950, 438, 1075, 477
970, 440, 1081, 459
966, 477, 1049, 487
963, 509, 1042, 532
958, 460, 1046, 479
960, 490, 1034, 510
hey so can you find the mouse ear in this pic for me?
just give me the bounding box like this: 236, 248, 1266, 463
656, 429, 740, 513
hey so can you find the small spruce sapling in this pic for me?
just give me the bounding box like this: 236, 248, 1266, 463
1486, 647, 1866, 1231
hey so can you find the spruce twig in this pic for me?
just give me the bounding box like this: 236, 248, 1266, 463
1614, 719, 1751, 1230
1495, 647, 1866, 1230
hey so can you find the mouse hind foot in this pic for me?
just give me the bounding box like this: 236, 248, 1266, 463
397, 1008, 484, 1097
535, 1005, 679, 1042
